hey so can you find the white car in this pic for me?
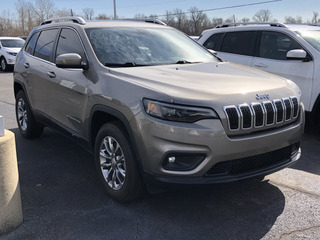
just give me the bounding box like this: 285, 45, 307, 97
0, 37, 25, 71
198, 23, 320, 124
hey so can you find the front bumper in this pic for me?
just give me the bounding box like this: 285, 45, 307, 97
131, 103, 304, 183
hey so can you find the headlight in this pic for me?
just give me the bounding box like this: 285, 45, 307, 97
7, 51, 17, 56
143, 99, 218, 123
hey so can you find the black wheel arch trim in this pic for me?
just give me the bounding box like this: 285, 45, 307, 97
89, 105, 144, 171
13, 79, 33, 109
311, 93, 320, 123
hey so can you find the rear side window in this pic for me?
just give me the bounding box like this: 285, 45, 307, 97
203, 33, 223, 51
259, 31, 303, 60
221, 31, 257, 56
25, 32, 40, 55
56, 28, 86, 60
34, 29, 59, 62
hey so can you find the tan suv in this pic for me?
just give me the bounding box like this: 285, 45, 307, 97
14, 17, 304, 202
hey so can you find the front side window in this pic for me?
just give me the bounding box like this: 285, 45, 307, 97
1, 39, 25, 48
220, 31, 256, 56
86, 27, 217, 67
203, 33, 224, 51
34, 29, 59, 62
259, 31, 302, 60
25, 32, 40, 55
56, 28, 86, 60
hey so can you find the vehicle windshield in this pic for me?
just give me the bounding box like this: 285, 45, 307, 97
1, 39, 25, 48
297, 30, 320, 52
86, 27, 217, 67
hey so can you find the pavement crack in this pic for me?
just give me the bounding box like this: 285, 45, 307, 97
279, 225, 320, 239
0, 99, 14, 106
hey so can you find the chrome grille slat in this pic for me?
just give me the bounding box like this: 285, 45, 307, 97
251, 103, 264, 128
224, 96, 299, 132
224, 106, 240, 131
238, 104, 253, 129
263, 101, 275, 126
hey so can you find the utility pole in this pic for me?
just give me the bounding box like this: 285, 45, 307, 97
113, 0, 117, 19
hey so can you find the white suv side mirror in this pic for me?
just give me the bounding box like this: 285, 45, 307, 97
286, 49, 307, 60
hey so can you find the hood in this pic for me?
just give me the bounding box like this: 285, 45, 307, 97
3, 47, 21, 53
109, 62, 300, 107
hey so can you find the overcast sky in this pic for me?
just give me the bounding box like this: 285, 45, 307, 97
1, 0, 319, 22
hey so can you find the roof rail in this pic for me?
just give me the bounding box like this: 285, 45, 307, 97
215, 22, 288, 29
122, 18, 166, 26
41, 17, 86, 25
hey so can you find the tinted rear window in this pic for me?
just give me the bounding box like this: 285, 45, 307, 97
221, 31, 256, 56
25, 32, 40, 55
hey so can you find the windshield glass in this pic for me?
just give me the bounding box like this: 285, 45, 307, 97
86, 27, 217, 67
1, 39, 25, 48
297, 30, 320, 52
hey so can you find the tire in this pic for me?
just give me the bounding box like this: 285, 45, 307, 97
94, 123, 144, 202
15, 91, 43, 138
0, 57, 8, 71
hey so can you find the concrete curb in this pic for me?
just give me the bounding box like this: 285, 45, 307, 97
0, 130, 23, 236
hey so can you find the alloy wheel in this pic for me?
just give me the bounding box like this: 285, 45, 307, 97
17, 98, 28, 131
99, 136, 126, 190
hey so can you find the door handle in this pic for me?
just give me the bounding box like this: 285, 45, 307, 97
254, 63, 267, 68
47, 71, 56, 78
24, 63, 30, 68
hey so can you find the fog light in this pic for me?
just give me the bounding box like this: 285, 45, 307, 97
162, 153, 206, 171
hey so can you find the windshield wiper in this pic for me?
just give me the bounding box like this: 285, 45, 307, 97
175, 60, 202, 64
104, 62, 149, 67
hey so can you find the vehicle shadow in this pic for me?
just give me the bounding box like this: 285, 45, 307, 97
290, 121, 320, 175
2, 128, 285, 240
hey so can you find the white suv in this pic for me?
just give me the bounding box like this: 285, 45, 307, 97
198, 23, 320, 123
0, 37, 25, 71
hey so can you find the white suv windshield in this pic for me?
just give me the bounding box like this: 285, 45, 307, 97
297, 30, 320, 52
86, 27, 216, 67
1, 39, 25, 48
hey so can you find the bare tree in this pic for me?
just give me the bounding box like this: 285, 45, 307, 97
225, 16, 235, 23
189, 7, 210, 35
212, 17, 223, 27
172, 8, 186, 30
96, 14, 111, 20
0, 11, 18, 36
16, 0, 37, 35
82, 8, 95, 20
163, 11, 175, 26
285, 16, 302, 24
54, 9, 73, 18
312, 12, 319, 23
241, 17, 251, 22
134, 14, 147, 19
32, 0, 55, 25
253, 9, 272, 22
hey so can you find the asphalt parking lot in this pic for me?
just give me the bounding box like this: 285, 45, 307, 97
0, 72, 320, 240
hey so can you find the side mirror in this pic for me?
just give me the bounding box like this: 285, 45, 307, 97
56, 53, 88, 70
286, 49, 307, 60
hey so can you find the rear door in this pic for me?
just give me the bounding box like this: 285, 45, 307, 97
251, 31, 314, 110
23, 28, 59, 116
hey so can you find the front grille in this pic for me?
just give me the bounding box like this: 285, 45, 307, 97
224, 97, 299, 132
206, 144, 297, 177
